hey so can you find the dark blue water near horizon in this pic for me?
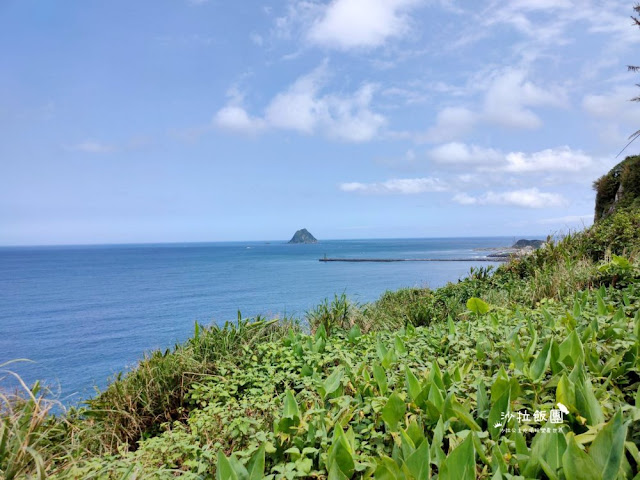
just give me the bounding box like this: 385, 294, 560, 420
0, 237, 530, 406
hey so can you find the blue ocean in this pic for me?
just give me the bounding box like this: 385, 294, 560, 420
0, 237, 518, 406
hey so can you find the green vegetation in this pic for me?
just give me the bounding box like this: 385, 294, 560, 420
593, 155, 640, 222
2, 159, 640, 479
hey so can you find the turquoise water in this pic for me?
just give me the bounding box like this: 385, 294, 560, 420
0, 237, 516, 405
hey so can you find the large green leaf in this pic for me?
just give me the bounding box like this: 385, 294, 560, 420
404, 438, 431, 480
445, 394, 481, 431
283, 389, 300, 419
491, 444, 508, 476
277, 389, 301, 434
490, 367, 510, 402
589, 410, 628, 480
216, 451, 240, 480
322, 367, 344, 398
556, 374, 576, 413
427, 382, 444, 415
246, 445, 265, 480
466, 297, 490, 315
489, 387, 510, 440
381, 392, 406, 430
374, 456, 404, 480
558, 329, 584, 367
381, 347, 397, 369
439, 434, 476, 480
524, 422, 566, 479
405, 420, 426, 448
428, 362, 445, 392
430, 417, 446, 468
376, 338, 388, 361
348, 324, 361, 343
405, 365, 422, 403
395, 335, 407, 355
569, 363, 604, 426
529, 339, 552, 382
327, 426, 355, 479
476, 380, 489, 419
373, 363, 388, 395
399, 430, 416, 459
562, 433, 600, 480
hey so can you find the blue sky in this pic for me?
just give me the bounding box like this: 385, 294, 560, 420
1, 0, 639, 245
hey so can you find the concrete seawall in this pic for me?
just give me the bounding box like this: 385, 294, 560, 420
318, 257, 507, 263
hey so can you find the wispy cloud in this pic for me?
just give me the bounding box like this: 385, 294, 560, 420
415, 69, 567, 142
64, 136, 152, 154
213, 106, 266, 133
340, 177, 448, 194
428, 142, 502, 166
453, 188, 567, 208
418, 107, 477, 143
427, 143, 594, 176
65, 140, 116, 154
503, 147, 592, 173
483, 69, 567, 129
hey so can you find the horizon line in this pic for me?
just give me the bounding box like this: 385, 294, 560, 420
0, 232, 561, 249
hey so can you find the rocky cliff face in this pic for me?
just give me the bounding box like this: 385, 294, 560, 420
593, 155, 640, 222
288, 228, 318, 244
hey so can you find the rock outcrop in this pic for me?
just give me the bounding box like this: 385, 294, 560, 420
512, 239, 544, 249
593, 155, 640, 221
288, 228, 318, 244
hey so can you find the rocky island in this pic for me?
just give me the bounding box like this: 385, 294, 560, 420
512, 239, 545, 249
288, 228, 318, 244
484, 238, 545, 258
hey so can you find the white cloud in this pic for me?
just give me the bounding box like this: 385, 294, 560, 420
307, 0, 422, 50
428, 142, 502, 166
265, 66, 327, 133
483, 69, 566, 129
452, 192, 477, 205
419, 107, 477, 142
583, 86, 640, 123
66, 140, 116, 154
213, 106, 266, 133
425, 142, 599, 178
213, 63, 386, 142
503, 147, 592, 173
416, 70, 567, 140
340, 177, 448, 194
582, 85, 640, 146
453, 188, 567, 208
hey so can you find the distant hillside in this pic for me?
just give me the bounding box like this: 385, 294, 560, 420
593, 154, 640, 221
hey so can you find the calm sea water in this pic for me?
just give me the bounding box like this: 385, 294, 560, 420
0, 237, 518, 406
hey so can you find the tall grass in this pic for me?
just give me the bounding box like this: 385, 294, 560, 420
306, 293, 353, 334
85, 314, 296, 450
0, 362, 65, 479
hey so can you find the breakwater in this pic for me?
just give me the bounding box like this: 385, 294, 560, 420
319, 257, 506, 262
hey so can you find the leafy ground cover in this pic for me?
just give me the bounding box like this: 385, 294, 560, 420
63, 276, 640, 479
2, 204, 640, 479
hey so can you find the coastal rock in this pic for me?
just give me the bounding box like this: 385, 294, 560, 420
512, 239, 544, 249
288, 228, 318, 244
